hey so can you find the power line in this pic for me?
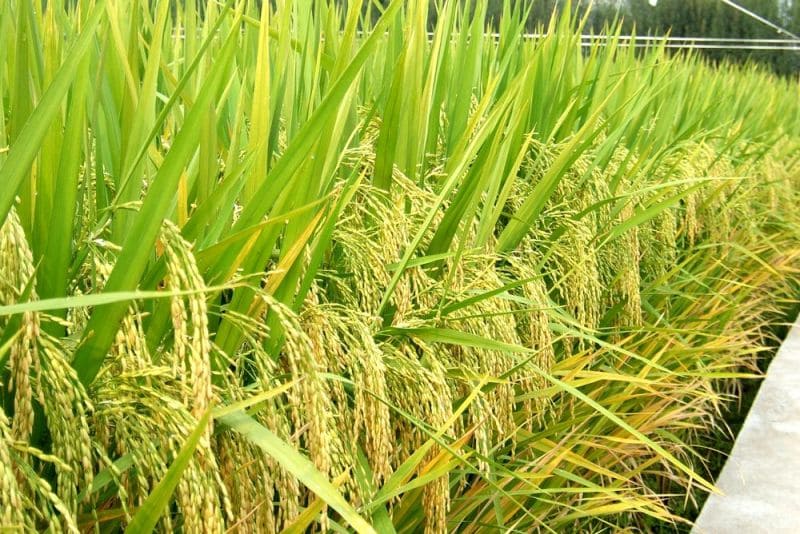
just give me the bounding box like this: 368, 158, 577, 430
718, 0, 800, 41
609, 36, 799, 43
475, 33, 800, 51
587, 42, 799, 51
647, 0, 799, 40
578, 35, 800, 51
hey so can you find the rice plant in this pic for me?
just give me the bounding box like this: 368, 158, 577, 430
1, 0, 799, 532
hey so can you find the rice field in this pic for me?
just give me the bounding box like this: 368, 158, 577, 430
1, 0, 799, 532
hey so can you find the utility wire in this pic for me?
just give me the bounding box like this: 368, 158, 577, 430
586, 42, 799, 51
517, 0, 800, 52
609, 36, 799, 43
475, 33, 800, 51
507, 33, 799, 43
718, 0, 800, 41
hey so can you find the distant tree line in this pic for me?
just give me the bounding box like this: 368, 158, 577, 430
482, 0, 800, 75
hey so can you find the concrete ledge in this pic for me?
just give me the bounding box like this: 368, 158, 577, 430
692, 314, 800, 533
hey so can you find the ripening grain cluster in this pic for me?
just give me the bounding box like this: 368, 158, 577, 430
1, 0, 799, 532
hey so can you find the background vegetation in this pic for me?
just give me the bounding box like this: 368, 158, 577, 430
483, 0, 800, 74
1, 0, 799, 532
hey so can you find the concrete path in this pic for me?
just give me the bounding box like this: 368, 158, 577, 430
692, 314, 800, 534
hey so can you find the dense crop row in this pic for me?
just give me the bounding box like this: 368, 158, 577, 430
1, 0, 799, 532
